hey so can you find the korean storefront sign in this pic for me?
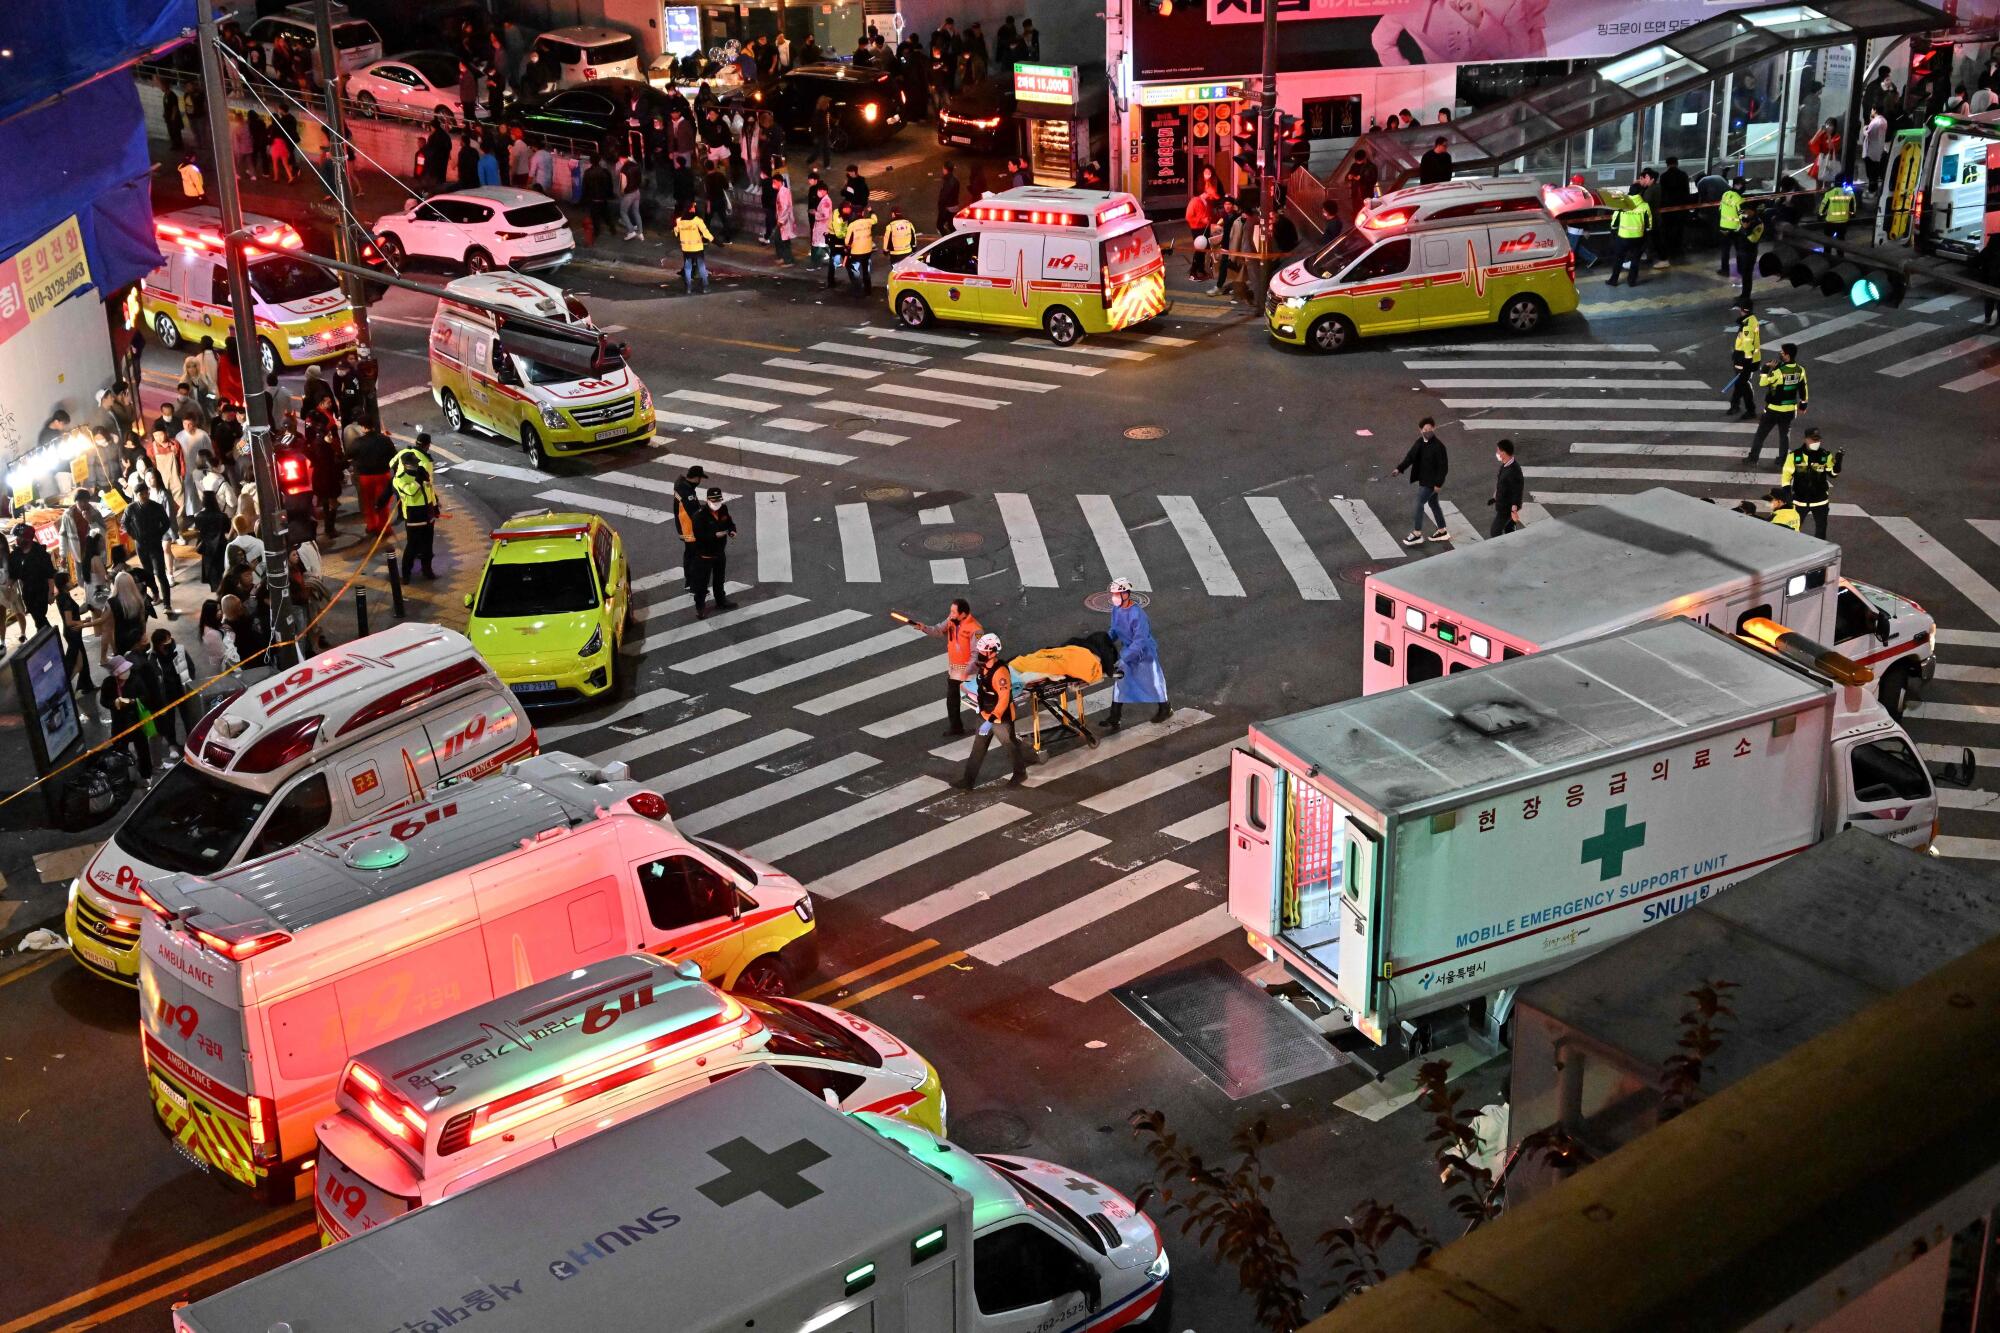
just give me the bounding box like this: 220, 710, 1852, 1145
0, 216, 92, 350
1013, 62, 1079, 106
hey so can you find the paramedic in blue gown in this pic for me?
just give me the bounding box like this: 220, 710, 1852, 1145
1104, 577, 1170, 730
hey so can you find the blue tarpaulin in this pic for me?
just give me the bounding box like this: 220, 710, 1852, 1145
0, 0, 193, 126
0, 76, 163, 295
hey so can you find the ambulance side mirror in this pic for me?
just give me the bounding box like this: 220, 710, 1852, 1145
1873, 608, 1892, 645
1929, 747, 1977, 789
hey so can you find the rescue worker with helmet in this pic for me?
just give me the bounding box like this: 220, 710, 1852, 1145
1106, 577, 1170, 730
1764, 486, 1801, 531
391, 432, 438, 580
1605, 168, 1655, 287
1726, 301, 1761, 420
1817, 178, 1856, 240
1747, 341, 1808, 466
884, 206, 916, 264
918, 598, 982, 736
1780, 427, 1842, 539
961, 632, 1028, 789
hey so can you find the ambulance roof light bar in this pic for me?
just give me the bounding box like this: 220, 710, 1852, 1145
1739, 616, 1875, 687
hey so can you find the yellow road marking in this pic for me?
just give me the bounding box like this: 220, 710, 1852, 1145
0, 1206, 305, 1333
832, 951, 969, 1011
0, 952, 62, 992
684, 333, 802, 354
50, 1222, 316, 1332
797, 940, 938, 1002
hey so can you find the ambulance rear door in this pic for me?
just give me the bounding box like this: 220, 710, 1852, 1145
978, 227, 1042, 327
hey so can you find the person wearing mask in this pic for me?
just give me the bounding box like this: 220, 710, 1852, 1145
674, 202, 714, 294
673, 463, 707, 590
63, 488, 106, 596
689, 486, 737, 617
1210, 197, 1243, 297
1780, 427, 1841, 539
8, 526, 58, 633
392, 433, 438, 579
1488, 438, 1525, 537
1817, 177, 1856, 238
1417, 136, 1453, 184
1747, 342, 1808, 466
198, 597, 231, 674
845, 206, 878, 296
126, 484, 177, 617
1726, 301, 1762, 420
883, 204, 915, 264
1105, 578, 1170, 730
347, 418, 396, 532
507, 128, 532, 186
141, 626, 193, 749
100, 657, 155, 779
1184, 187, 1215, 280
1395, 416, 1451, 545
917, 598, 982, 736
193, 490, 230, 590
960, 633, 1026, 788
936, 160, 963, 234
841, 164, 869, 211
1764, 486, 1801, 531
826, 204, 851, 290
1605, 169, 1654, 286
1861, 106, 1890, 196
809, 177, 834, 267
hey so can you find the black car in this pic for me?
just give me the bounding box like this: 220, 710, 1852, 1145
754, 63, 903, 150
936, 78, 1017, 155
508, 78, 667, 146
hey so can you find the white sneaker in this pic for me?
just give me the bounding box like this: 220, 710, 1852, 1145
1403, 530, 1425, 546
1429, 528, 1452, 542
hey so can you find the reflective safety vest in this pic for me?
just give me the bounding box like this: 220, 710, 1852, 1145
885, 217, 916, 255
1614, 197, 1651, 239
1818, 185, 1855, 224
390, 449, 436, 521
1719, 188, 1744, 233
828, 213, 850, 246
1759, 360, 1809, 412
846, 214, 877, 255
1734, 315, 1761, 364
673, 215, 712, 252
1769, 502, 1801, 531
1781, 446, 1839, 504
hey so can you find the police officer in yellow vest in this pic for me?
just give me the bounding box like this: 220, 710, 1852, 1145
1780, 427, 1842, 539
1747, 341, 1808, 466
1717, 177, 1748, 277
1763, 486, 1801, 532
845, 207, 879, 296
1817, 178, 1856, 239
391, 433, 438, 580
825, 204, 850, 290
1727, 301, 1761, 419
1606, 167, 1655, 287
884, 205, 916, 263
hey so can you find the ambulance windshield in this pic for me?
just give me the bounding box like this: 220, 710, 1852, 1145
1304, 228, 1371, 279
120, 762, 269, 875
248, 255, 341, 305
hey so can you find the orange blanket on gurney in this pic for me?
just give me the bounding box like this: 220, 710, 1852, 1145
1009, 646, 1106, 685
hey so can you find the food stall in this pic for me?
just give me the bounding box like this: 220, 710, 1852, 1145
1013, 62, 1107, 187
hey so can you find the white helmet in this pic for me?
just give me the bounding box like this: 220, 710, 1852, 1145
1108, 577, 1134, 595
974, 633, 1002, 656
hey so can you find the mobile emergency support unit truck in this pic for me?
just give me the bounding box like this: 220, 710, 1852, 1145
1363, 488, 1935, 718
68, 624, 534, 986
178, 1067, 1173, 1333
138, 753, 817, 1199
1228, 617, 1969, 1049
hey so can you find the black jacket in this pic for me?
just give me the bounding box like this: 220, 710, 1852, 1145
1492, 459, 1525, 513
692, 503, 736, 557
1397, 434, 1449, 488
1417, 149, 1453, 184
128, 499, 174, 548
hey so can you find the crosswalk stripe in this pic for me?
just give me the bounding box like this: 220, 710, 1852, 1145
1420, 377, 1711, 389
1081, 739, 1239, 815
1079, 495, 1151, 591
812, 803, 1030, 900
1463, 419, 1758, 433
376, 384, 431, 405
997, 492, 1059, 587
837, 502, 880, 582
654, 409, 730, 430
1880, 333, 2000, 378
1911, 292, 1974, 313
1934, 837, 2000, 860
1872, 517, 2000, 627
677, 609, 870, 673
855, 325, 980, 347
813, 398, 960, 427
450, 459, 547, 485
763, 417, 827, 432
1816, 322, 1940, 364
639, 596, 807, 650
764, 357, 882, 380
1971, 519, 2000, 551
539, 685, 688, 744
1403, 359, 1682, 370
1423, 342, 1658, 352
935, 686, 1113, 764
871, 382, 1008, 410
1938, 628, 2000, 648
1921, 743, 2000, 768
1006, 337, 1152, 361
932, 558, 969, 582
1518, 502, 1554, 525
742, 776, 953, 864
755, 491, 792, 583
1245, 496, 1339, 600
537, 490, 672, 523
863, 696, 951, 739
809, 341, 929, 365
1161, 801, 1229, 843
597, 468, 686, 498
656, 728, 808, 793
1161, 496, 1246, 596
918, 367, 1058, 393
734, 626, 927, 694
967, 352, 1104, 377
677, 753, 880, 835
1935, 664, 2000, 685
1528, 465, 1767, 484
884, 830, 1111, 931
799, 659, 940, 715
715, 373, 831, 397
1132, 332, 1195, 347
1939, 788, 2000, 811
655, 452, 798, 485
1049, 905, 1235, 1002
851, 429, 906, 446
707, 434, 856, 466
969, 860, 1196, 967
1438, 500, 1484, 545
590, 708, 748, 769
1439, 398, 1727, 411
1779, 310, 1878, 345
1911, 703, 2000, 725
1569, 442, 1750, 457
1023, 708, 1214, 788
1330, 498, 1407, 561
669, 388, 779, 412
1943, 363, 2000, 392
631, 580, 750, 615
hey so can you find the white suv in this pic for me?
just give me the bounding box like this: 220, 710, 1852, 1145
372, 186, 575, 273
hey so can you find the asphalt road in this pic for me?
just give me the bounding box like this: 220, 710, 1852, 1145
4, 245, 1999, 1332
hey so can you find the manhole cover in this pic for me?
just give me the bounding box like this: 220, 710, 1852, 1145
1339, 561, 1398, 586
952, 1109, 1033, 1153
922, 529, 986, 554
1083, 590, 1151, 612
864, 483, 914, 502
1124, 425, 1167, 440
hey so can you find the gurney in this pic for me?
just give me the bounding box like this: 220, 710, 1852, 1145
1005, 635, 1119, 755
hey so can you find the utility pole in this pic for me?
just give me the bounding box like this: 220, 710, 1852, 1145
194, 0, 295, 664
1258, 0, 1278, 277
311, 0, 376, 422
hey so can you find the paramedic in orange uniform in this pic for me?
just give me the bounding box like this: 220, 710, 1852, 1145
919, 598, 982, 737
961, 632, 1028, 789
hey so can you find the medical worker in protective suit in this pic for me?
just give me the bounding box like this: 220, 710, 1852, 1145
1104, 577, 1170, 730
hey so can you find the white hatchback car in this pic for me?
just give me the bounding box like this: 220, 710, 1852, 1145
372, 186, 574, 273
529, 26, 642, 88
348, 51, 465, 123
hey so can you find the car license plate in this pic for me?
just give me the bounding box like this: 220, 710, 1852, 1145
534, 230, 560, 242
595, 427, 626, 441
73, 934, 117, 973
947, 134, 971, 145
512, 680, 558, 693
156, 1078, 189, 1116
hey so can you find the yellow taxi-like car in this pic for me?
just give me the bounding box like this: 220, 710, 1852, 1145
465, 511, 629, 703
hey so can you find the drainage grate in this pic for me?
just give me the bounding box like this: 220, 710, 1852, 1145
1124, 425, 1167, 440
863, 483, 914, 503
1114, 959, 1343, 1099
922, 530, 987, 553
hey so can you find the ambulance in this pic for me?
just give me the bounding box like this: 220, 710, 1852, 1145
1265, 177, 1579, 353
889, 186, 1169, 346
66, 625, 533, 988
139, 208, 358, 379
429, 273, 654, 470
313, 953, 944, 1241
137, 752, 818, 1199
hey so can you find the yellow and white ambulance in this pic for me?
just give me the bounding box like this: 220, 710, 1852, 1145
1265, 177, 1579, 352
429, 273, 654, 470
140, 209, 357, 378
888, 186, 1169, 345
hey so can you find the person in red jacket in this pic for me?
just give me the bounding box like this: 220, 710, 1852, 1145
919, 598, 982, 737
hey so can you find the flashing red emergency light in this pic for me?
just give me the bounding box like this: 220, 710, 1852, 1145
193, 926, 292, 962
1360, 206, 1414, 230
155, 218, 304, 259
1095, 200, 1137, 225
961, 205, 1086, 227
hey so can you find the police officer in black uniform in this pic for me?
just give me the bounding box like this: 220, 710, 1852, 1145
1780, 427, 1841, 539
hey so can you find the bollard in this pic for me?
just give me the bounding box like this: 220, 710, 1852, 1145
386, 552, 406, 618
355, 588, 369, 637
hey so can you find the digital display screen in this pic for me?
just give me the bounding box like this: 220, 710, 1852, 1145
21, 629, 79, 762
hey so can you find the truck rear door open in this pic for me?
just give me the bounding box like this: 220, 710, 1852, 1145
1227, 749, 1278, 936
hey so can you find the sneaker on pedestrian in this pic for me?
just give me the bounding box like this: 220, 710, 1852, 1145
1430, 528, 1451, 542
1651, 259, 1670, 270
1403, 530, 1425, 546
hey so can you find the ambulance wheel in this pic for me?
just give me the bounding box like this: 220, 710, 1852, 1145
735, 955, 793, 997
1499, 293, 1548, 335
440, 388, 466, 434
464, 246, 496, 274
258, 339, 279, 380
1880, 661, 1911, 721
1307, 314, 1355, 353
896, 291, 933, 328
375, 233, 405, 266
154, 312, 182, 351
521, 424, 547, 470
1044, 307, 1083, 346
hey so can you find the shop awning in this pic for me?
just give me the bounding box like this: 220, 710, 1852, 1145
0, 76, 163, 296
0, 0, 194, 126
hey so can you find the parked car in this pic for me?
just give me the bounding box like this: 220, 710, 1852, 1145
246, 2, 383, 73
755, 62, 903, 150
371, 186, 575, 273
936, 77, 1017, 154
521, 26, 642, 94
508, 78, 664, 146
347, 50, 464, 122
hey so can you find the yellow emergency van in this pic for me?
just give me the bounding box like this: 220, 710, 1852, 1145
888, 186, 1169, 345
1266, 177, 1579, 353
140, 208, 357, 379
429, 273, 654, 470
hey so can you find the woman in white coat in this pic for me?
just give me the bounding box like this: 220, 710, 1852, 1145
773, 170, 798, 265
